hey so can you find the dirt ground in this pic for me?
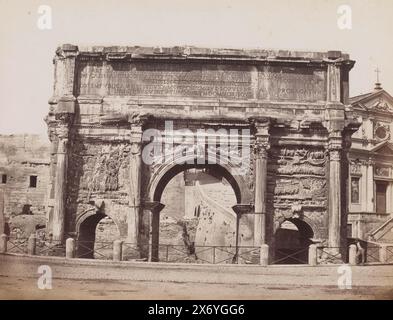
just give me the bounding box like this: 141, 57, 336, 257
1, 276, 393, 300
1, 254, 392, 300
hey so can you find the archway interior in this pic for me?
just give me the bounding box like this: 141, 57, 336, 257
77, 212, 119, 259
153, 163, 241, 203
274, 218, 314, 264
152, 163, 240, 262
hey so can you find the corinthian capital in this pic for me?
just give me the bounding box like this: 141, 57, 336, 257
250, 117, 271, 158
254, 138, 270, 158
250, 117, 271, 134
55, 112, 73, 140
128, 111, 151, 127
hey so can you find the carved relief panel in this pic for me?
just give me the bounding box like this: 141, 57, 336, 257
267, 146, 328, 236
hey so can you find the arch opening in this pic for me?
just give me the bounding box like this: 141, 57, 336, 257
153, 163, 242, 204
274, 218, 314, 264
151, 163, 241, 262
76, 212, 120, 259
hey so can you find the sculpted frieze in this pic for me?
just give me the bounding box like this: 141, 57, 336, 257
84, 144, 129, 192
269, 146, 327, 217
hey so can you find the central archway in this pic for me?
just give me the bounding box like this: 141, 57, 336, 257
153, 163, 242, 203
146, 158, 249, 263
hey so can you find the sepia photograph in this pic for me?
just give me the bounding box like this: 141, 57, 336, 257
0, 0, 392, 309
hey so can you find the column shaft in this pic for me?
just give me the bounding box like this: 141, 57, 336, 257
128, 118, 145, 247
144, 201, 165, 262
128, 143, 142, 244
328, 149, 341, 248
150, 211, 160, 262
254, 150, 268, 246
366, 162, 374, 212
252, 118, 270, 246
52, 138, 68, 242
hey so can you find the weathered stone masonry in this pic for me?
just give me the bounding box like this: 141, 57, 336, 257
44, 44, 359, 261
0, 135, 50, 237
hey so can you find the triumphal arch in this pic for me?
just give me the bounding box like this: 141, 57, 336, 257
45, 44, 359, 262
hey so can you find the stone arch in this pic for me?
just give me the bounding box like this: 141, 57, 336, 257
75, 208, 120, 259
273, 218, 314, 264
142, 152, 252, 262
147, 152, 251, 204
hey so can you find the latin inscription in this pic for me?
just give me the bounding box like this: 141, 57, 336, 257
258, 66, 326, 101
77, 61, 327, 101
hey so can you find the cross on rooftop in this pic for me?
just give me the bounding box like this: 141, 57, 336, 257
375, 67, 381, 83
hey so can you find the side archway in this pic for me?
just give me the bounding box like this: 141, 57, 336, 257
75, 209, 120, 259
273, 218, 314, 264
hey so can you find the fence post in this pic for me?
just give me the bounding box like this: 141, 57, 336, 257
349, 244, 357, 265
66, 238, 75, 258
379, 245, 387, 263
0, 234, 7, 253
260, 244, 269, 266
27, 234, 36, 255
113, 240, 123, 262
308, 244, 318, 266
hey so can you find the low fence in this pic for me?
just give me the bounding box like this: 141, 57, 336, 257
150, 244, 261, 264
270, 247, 309, 265
4, 236, 66, 257
365, 245, 381, 263
36, 239, 65, 257
386, 246, 393, 263
1, 234, 393, 266
75, 241, 113, 260
316, 247, 343, 264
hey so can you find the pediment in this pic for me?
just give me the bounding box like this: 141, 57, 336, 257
370, 141, 393, 155
377, 146, 393, 155
362, 91, 393, 113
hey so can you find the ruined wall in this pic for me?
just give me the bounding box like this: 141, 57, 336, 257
0, 134, 50, 236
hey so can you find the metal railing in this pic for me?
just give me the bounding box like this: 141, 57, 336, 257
36, 239, 65, 257
75, 241, 114, 260
6, 237, 28, 254
365, 245, 381, 263
271, 247, 309, 265
386, 246, 393, 263
2, 234, 393, 266
121, 243, 261, 264
317, 247, 343, 264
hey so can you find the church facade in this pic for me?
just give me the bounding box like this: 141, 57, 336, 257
348, 83, 393, 243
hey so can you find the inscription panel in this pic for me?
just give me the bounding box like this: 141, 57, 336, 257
77, 61, 253, 99
76, 60, 327, 101
258, 66, 326, 102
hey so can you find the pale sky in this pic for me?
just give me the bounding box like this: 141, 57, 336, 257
0, 0, 392, 134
